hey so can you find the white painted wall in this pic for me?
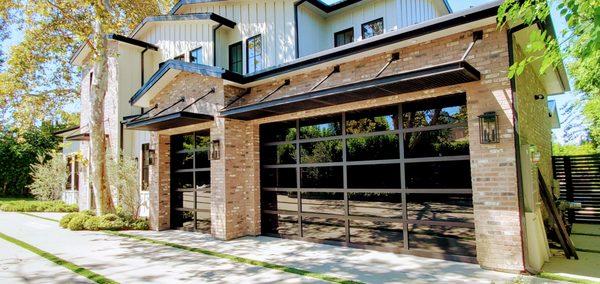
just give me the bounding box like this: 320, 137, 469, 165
298, 0, 448, 57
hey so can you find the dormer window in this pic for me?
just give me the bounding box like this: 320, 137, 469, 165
361, 18, 384, 39
246, 35, 263, 73
334, 28, 354, 47
189, 47, 202, 64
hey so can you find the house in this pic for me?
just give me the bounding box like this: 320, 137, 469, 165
62, 0, 570, 273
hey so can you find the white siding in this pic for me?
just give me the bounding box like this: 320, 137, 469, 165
178, 0, 297, 71
298, 0, 447, 57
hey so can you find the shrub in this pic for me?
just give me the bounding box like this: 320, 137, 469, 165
60, 212, 79, 228
67, 214, 91, 231
28, 152, 68, 201
60, 211, 149, 231
107, 153, 140, 219
0, 199, 78, 212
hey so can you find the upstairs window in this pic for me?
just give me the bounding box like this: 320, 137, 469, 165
246, 35, 263, 73
229, 42, 243, 74
189, 47, 202, 64
334, 28, 354, 47
361, 18, 384, 39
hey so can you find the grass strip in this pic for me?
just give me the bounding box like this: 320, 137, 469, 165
538, 272, 599, 284
19, 212, 362, 284
0, 231, 118, 284
20, 212, 60, 222
575, 247, 600, 254
572, 232, 600, 238
106, 231, 363, 284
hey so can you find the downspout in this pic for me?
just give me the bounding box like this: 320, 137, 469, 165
213, 24, 223, 67
293, 0, 307, 59
507, 23, 529, 274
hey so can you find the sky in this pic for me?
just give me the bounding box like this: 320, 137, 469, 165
0, 0, 582, 144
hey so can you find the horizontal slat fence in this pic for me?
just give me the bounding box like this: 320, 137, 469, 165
553, 155, 600, 224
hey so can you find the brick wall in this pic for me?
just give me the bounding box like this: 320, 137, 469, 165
148, 133, 171, 230
142, 24, 527, 272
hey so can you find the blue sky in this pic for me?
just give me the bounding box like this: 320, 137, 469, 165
1, 0, 581, 144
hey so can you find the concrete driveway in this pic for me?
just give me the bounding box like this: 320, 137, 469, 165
0, 212, 554, 284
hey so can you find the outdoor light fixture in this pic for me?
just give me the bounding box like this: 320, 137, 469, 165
210, 139, 221, 160
148, 149, 156, 165
534, 94, 545, 100
478, 111, 499, 144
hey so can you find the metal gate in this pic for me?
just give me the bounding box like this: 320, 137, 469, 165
552, 155, 600, 223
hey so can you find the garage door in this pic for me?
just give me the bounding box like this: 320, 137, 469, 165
260, 94, 476, 261
171, 130, 211, 232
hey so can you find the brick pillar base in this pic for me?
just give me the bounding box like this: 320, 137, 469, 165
210, 118, 260, 240
149, 134, 170, 231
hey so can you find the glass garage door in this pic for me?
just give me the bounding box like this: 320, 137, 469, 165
171, 131, 211, 232
260, 94, 476, 261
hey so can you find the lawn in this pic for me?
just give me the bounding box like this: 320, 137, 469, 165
0, 198, 78, 212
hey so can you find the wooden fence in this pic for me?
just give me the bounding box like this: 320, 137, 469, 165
552, 155, 600, 224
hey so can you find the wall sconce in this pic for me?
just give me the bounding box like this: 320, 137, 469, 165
534, 94, 545, 100
478, 111, 499, 144
210, 140, 221, 160
148, 149, 156, 165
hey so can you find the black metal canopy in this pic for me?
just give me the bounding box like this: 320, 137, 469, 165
126, 111, 213, 131
65, 133, 90, 141
221, 60, 480, 120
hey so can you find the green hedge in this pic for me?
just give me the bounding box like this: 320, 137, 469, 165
0, 199, 78, 212
60, 211, 149, 231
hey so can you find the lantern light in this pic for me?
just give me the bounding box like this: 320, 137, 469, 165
478, 111, 499, 144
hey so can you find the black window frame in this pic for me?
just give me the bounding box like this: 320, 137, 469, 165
189, 47, 202, 64
361, 18, 384, 39
229, 41, 243, 74
246, 34, 263, 74
259, 93, 476, 262
141, 143, 150, 191
334, 27, 354, 47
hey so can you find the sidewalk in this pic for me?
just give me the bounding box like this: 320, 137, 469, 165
0, 212, 555, 283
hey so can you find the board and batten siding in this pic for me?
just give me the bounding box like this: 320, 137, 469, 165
177, 0, 297, 71
298, 0, 448, 57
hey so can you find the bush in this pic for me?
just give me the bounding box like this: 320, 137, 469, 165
60, 211, 149, 231
28, 151, 68, 201
67, 214, 91, 230
0, 199, 78, 212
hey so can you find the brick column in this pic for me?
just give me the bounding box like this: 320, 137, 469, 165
149, 134, 170, 230
210, 117, 261, 240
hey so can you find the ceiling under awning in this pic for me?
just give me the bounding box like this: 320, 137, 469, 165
126, 111, 214, 131
221, 60, 480, 120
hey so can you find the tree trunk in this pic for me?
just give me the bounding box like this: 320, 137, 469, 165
89, 15, 114, 215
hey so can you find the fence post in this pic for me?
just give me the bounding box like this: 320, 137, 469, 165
564, 157, 575, 225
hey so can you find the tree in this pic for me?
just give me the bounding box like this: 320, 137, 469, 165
498, 0, 600, 149
0, 0, 175, 214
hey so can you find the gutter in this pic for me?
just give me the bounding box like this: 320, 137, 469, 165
507, 22, 531, 274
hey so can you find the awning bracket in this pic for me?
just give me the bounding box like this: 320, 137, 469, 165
461, 30, 483, 61
223, 88, 251, 109
258, 79, 290, 103
374, 52, 400, 78
309, 65, 340, 92
150, 96, 186, 118
128, 104, 158, 123
181, 88, 216, 112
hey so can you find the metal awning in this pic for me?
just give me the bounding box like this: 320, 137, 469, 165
65, 133, 90, 141
221, 60, 480, 120
126, 111, 213, 131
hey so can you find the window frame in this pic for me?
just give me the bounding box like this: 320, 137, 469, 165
228, 41, 243, 74
334, 27, 354, 47
189, 47, 202, 64
361, 17, 384, 39
246, 34, 263, 74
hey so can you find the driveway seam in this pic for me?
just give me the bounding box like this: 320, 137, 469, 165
0, 231, 118, 284
19, 212, 362, 284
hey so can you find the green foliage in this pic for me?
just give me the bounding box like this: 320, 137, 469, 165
28, 151, 68, 201
498, 0, 600, 146
60, 210, 149, 231
553, 142, 600, 156
106, 152, 140, 218
0, 199, 78, 212
0, 122, 67, 197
